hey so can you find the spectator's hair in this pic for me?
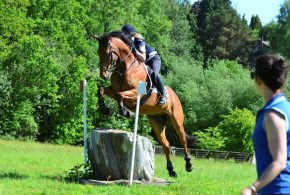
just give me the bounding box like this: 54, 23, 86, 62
255, 54, 288, 91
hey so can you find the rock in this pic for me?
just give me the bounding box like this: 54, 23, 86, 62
88, 129, 154, 181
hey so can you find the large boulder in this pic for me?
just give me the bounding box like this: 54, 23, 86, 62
88, 129, 154, 181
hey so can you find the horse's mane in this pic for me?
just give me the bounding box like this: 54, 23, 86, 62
98, 30, 132, 48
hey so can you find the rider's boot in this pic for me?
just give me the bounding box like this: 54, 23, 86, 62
156, 75, 168, 105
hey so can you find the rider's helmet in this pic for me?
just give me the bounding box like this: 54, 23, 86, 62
121, 24, 136, 34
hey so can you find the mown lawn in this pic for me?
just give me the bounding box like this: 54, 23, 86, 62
0, 139, 256, 194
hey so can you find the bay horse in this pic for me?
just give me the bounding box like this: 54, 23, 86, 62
95, 31, 193, 178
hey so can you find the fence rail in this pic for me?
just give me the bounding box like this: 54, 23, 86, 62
154, 146, 254, 163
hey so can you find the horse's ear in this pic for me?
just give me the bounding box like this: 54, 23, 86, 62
92, 34, 100, 42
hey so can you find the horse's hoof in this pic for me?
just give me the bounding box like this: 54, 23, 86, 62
99, 106, 110, 115
169, 171, 177, 178
124, 110, 131, 118
119, 107, 131, 118
186, 163, 193, 172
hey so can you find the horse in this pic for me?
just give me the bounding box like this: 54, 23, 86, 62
95, 31, 193, 178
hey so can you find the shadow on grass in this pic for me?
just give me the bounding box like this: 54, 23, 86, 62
39, 175, 63, 182
37, 164, 93, 184
0, 172, 29, 180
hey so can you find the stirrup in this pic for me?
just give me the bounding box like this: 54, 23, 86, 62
158, 95, 167, 105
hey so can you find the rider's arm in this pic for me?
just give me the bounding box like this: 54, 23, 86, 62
133, 39, 146, 62
134, 50, 146, 62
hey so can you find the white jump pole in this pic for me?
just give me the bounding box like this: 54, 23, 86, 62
80, 80, 88, 174
129, 81, 147, 186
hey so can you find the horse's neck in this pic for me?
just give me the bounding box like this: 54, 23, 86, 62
113, 38, 147, 78
129, 56, 145, 73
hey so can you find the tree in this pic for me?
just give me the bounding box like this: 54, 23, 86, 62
266, 0, 290, 59
0, 0, 98, 143
136, 0, 172, 70
241, 14, 248, 26
164, 0, 194, 57
194, 0, 255, 65
249, 15, 262, 30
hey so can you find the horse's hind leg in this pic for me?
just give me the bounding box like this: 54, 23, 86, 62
168, 114, 193, 172
147, 115, 177, 178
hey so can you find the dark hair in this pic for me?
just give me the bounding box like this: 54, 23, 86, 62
254, 54, 288, 91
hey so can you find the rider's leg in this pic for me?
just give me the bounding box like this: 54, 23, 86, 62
150, 55, 167, 105
156, 74, 167, 105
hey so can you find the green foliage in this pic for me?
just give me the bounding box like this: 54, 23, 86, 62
0, 0, 99, 143
266, 0, 290, 59
95, 100, 152, 139
194, 127, 225, 150
0, 68, 12, 135
164, 0, 195, 58
64, 163, 93, 183
249, 15, 262, 30
194, 108, 255, 152
138, 0, 172, 68
218, 108, 255, 152
11, 100, 38, 140
48, 56, 91, 145
195, 0, 255, 65
92, 0, 143, 32
167, 59, 260, 135
0, 0, 272, 147
241, 14, 248, 26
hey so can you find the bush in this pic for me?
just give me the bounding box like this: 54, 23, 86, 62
12, 101, 38, 140
194, 127, 225, 150
194, 108, 255, 152
166, 58, 259, 135
218, 108, 255, 152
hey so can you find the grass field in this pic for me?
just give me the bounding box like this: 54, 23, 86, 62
0, 139, 256, 194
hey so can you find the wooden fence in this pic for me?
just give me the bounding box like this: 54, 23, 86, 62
154, 146, 254, 163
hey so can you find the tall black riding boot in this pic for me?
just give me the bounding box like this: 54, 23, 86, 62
156, 75, 167, 105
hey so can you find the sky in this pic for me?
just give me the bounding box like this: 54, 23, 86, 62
191, 0, 284, 25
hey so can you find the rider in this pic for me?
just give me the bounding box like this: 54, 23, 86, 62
121, 24, 167, 105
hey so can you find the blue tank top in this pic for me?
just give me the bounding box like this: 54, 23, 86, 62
253, 93, 290, 194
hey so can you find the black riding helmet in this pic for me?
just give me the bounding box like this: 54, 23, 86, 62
121, 24, 136, 34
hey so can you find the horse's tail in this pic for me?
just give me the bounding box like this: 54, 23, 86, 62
186, 134, 198, 148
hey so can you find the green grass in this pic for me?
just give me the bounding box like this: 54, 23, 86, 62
0, 139, 256, 194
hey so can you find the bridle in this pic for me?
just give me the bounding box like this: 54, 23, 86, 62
99, 40, 136, 80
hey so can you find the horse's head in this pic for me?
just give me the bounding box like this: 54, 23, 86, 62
95, 31, 133, 80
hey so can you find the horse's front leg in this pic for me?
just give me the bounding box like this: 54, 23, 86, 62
97, 86, 116, 115
97, 86, 131, 117
118, 88, 138, 101
117, 89, 138, 118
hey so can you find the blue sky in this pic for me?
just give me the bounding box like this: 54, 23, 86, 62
191, 0, 284, 25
